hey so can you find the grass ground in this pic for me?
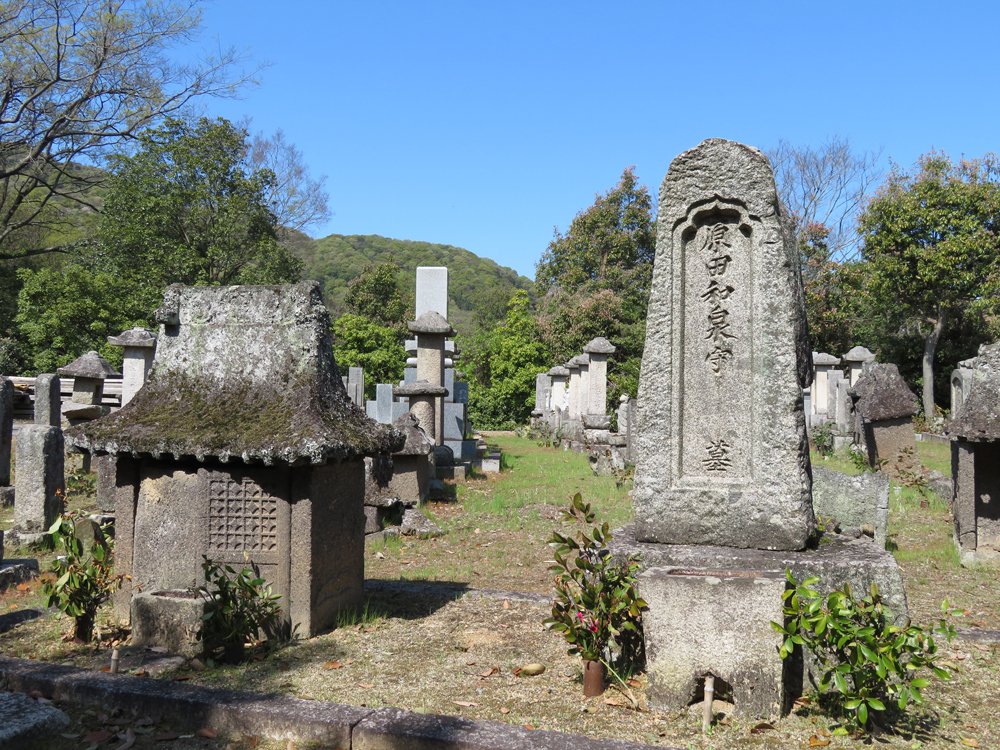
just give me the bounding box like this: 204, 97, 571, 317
2, 436, 998, 750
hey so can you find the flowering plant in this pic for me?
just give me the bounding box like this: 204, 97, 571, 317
543, 493, 645, 665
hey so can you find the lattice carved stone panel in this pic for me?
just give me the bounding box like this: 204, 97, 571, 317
208, 477, 279, 553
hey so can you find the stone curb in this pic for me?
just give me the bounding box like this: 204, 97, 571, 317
0, 656, 666, 749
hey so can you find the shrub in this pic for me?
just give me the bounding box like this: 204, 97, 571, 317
772, 570, 956, 730
543, 493, 645, 669
194, 555, 283, 660
42, 511, 122, 643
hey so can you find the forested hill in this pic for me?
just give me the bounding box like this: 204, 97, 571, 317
295, 233, 535, 334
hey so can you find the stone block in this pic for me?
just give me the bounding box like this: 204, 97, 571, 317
453, 381, 469, 405
13, 425, 64, 533
391, 400, 410, 423
375, 383, 394, 424
414, 266, 449, 320
95, 453, 118, 513
632, 139, 813, 551
0, 691, 69, 748
639, 566, 787, 718
131, 590, 211, 656
401, 508, 444, 538
812, 466, 890, 548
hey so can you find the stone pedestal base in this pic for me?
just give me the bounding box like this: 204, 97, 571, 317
131, 590, 211, 656
639, 567, 787, 718
609, 524, 908, 717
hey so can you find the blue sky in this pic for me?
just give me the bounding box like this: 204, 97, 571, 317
191, 0, 1000, 279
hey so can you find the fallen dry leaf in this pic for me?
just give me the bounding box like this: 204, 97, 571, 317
83, 729, 114, 742
500, 707, 510, 714
453, 700, 479, 707
961, 739, 979, 748
604, 698, 625, 706
523, 724, 535, 730
478, 667, 497, 679
196, 728, 217, 738
502, 599, 510, 609
148, 646, 169, 654
99, 667, 111, 672
376, 551, 385, 559
189, 659, 206, 671
358, 683, 374, 689
809, 736, 831, 747
323, 661, 343, 670
16, 583, 29, 591
750, 722, 776, 734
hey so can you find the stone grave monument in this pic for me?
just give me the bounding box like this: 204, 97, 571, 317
613, 139, 906, 719
946, 341, 1000, 566
65, 282, 403, 640
0, 377, 12, 507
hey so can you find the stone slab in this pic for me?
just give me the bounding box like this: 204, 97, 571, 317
13, 424, 64, 533
443, 439, 478, 460
0, 690, 69, 749
609, 523, 908, 622
131, 590, 210, 657
443, 401, 467, 441
639, 566, 786, 718
632, 139, 813, 551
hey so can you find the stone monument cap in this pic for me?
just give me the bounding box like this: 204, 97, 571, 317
547, 365, 570, 377
849, 363, 918, 422
107, 327, 157, 348
57, 351, 121, 379
583, 337, 616, 355
946, 341, 1000, 441
812, 352, 841, 366
393, 380, 448, 397
843, 346, 876, 363
66, 282, 403, 465
568, 353, 590, 366
407, 311, 454, 335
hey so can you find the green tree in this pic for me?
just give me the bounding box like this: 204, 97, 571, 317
857, 151, 1000, 415
0, 0, 258, 261
331, 315, 406, 398
467, 291, 548, 429
15, 265, 147, 373
535, 167, 655, 293
343, 260, 408, 327
96, 117, 302, 310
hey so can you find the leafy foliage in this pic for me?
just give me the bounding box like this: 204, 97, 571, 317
535, 167, 655, 292
772, 571, 955, 730
194, 555, 283, 658
343, 259, 408, 327
97, 117, 302, 301
466, 290, 549, 429
544, 493, 645, 668
332, 314, 406, 399
42, 511, 122, 643
857, 151, 1000, 415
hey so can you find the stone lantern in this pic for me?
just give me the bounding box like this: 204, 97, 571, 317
843, 346, 876, 386
107, 327, 157, 406
407, 311, 455, 446
66, 282, 403, 639
56, 351, 121, 422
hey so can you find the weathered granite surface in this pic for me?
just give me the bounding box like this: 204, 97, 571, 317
850, 363, 918, 423
0, 691, 69, 748
947, 341, 1000, 441
632, 138, 814, 551
65, 283, 403, 465
812, 466, 890, 548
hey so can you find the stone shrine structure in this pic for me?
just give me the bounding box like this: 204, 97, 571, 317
843, 346, 876, 386
946, 341, 1000, 566
613, 139, 906, 719
849, 363, 919, 476
65, 282, 402, 638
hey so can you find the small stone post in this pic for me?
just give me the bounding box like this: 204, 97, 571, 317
107, 327, 157, 406
811, 352, 841, 421
547, 365, 569, 427
34, 374, 61, 427
14, 425, 65, 537
566, 359, 582, 422
583, 337, 616, 427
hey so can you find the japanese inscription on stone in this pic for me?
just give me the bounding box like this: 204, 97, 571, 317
700, 224, 736, 375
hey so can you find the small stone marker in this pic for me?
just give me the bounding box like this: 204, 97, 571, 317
632, 138, 814, 551
107, 327, 157, 405
14, 425, 65, 534
33, 374, 61, 427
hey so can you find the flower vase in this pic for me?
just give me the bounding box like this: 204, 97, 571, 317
583, 659, 605, 697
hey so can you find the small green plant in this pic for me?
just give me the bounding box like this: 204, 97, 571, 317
194, 555, 283, 659
895, 447, 929, 496
812, 422, 835, 457
543, 493, 645, 669
849, 448, 886, 474
42, 511, 122, 643
772, 570, 956, 730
